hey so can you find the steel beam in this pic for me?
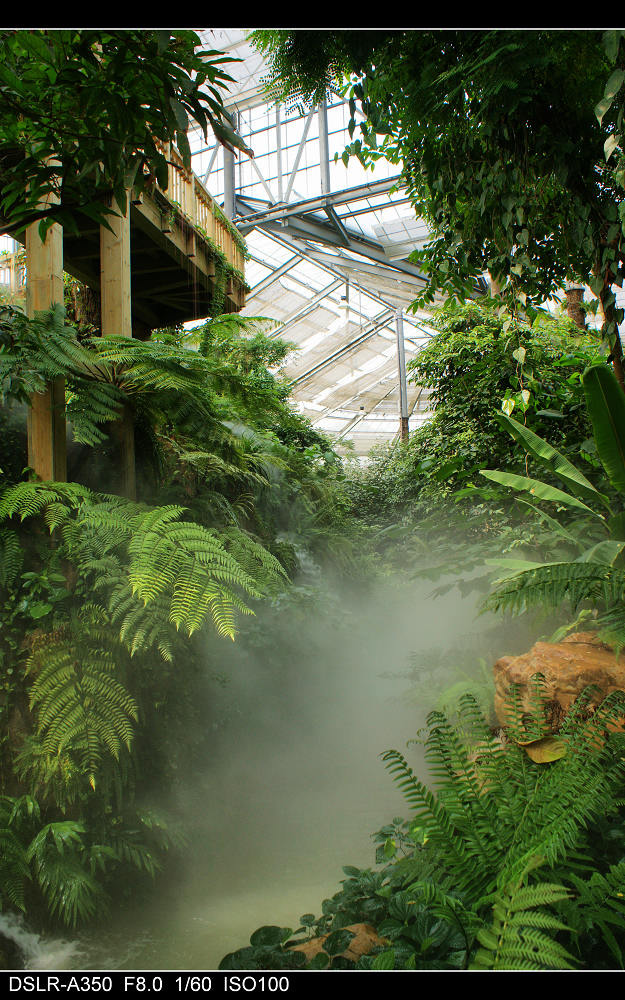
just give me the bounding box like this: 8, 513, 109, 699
235, 176, 404, 229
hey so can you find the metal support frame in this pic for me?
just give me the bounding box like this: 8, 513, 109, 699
189, 85, 447, 449
335, 382, 399, 442
285, 107, 315, 202
267, 277, 344, 339
318, 99, 331, 196
292, 309, 396, 386
396, 308, 409, 441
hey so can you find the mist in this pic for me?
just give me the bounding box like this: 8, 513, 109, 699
42, 542, 549, 972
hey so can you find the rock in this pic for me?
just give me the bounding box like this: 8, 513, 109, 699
493, 631, 625, 731
289, 923, 386, 964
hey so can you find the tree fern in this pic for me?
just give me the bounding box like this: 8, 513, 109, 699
26, 609, 138, 782
0, 481, 287, 649
0, 304, 96, 405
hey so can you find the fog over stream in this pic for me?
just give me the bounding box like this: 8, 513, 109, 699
6, 557, 547, 971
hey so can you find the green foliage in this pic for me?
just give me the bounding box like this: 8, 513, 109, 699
471, 875, 574, 970
481, 363, 625, 648
252, 30, 625, 375
226, 686, 625, 970
344, 302, 602, 591
25, 608, 138, 781
0, 296, 361, 933
0, 30, 242, 238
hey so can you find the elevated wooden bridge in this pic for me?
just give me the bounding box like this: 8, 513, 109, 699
1, 144, 246, 327
0, 144, 247, 492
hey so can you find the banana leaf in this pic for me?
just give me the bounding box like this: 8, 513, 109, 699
583, 364, 625, 495
496, 412, 609, 509
479, 470, 606, 520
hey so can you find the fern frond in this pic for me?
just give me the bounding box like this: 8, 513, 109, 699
26, 821, 107, 927
0, 480, 90, 524
485, 561, 625, 616
0, 525, 22, 588
471, 875, 574, 970
566, 857, 625, 967
385, 692, 625, 905
26, 614, 138, 777
66, 378, 125, 445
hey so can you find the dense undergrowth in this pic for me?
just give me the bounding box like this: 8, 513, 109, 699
3, 296, 625, 972
217, 301, 625, 971
0, 299, 359, 940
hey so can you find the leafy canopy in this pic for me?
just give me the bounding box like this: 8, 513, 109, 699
252, 31, 625, 380
0, 29, 246, 237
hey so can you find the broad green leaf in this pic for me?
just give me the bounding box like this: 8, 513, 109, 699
170, 99, 189, 132
433, 458, 463, 482
495, 412, 610, 508
605, 68, 625, 100
28, 602, 52, 619
249, 925, 291, 948
608, 512, 625, 540
516, 499, 583, 548
372, 949, 395, 970
486, 558, 546, 572
479, 469, 605, 519
605, 134, 620, 162
501, 397, 515, 416
210, 119, 254, 157
575, 540, 625, 564
583, 364, 625, 494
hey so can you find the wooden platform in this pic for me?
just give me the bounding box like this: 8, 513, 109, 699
1, 143, 246, 330
0, 144, 247, 488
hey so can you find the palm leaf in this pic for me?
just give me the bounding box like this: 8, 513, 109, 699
479, 470, 605, 520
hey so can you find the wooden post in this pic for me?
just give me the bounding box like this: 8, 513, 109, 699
26, 216, 67, 481
100, 194, 136, 499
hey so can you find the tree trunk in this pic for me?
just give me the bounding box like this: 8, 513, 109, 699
564, 284, 586, 330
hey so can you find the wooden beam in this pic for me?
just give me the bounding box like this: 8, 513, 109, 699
100, 196, 136, 499
26, 213, 67, 482
101, 197, 132, 339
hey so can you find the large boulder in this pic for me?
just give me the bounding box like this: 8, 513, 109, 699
493, 631, 625, 731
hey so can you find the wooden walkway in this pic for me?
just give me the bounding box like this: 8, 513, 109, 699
0, 143, 247, 489
0, 142, 246, 330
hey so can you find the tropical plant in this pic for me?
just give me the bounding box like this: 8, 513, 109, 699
221, 685, 625, 970
480, 362, 625, 647
0, 29, 249, 239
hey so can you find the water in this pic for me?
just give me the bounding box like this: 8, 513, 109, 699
4, 570, 518, 971
0, 912, 82, 969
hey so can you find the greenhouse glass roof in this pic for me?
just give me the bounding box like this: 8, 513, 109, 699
191, 28, 447, 454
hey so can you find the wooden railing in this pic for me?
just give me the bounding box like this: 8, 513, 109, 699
162, 143, 245, 275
